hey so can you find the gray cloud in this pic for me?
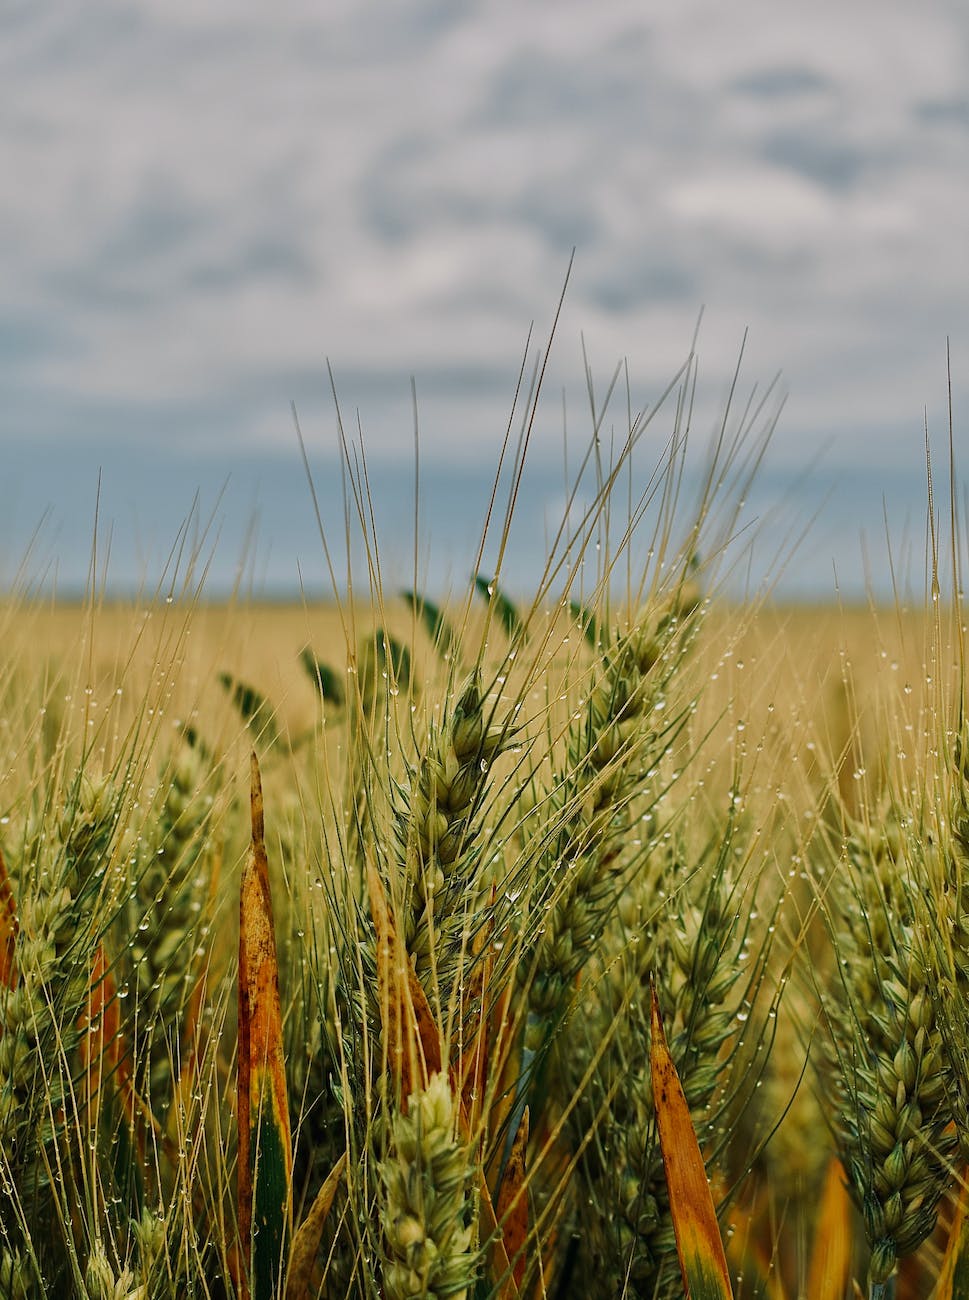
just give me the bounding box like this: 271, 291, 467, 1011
760, 131, 870, 193
915, 96, 969, 126
731, 65, 833, 100
1, 0, 968, 595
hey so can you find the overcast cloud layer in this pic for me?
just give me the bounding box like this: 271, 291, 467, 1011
3, 1, 968, 598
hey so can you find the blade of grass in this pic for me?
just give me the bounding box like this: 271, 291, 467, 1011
362, 629, 414, 695
474, 574, 526, 641
180, 722, 214, 761
238, 752, 293, 1300
286, 1152, 347, 1300
568, 597, 598, 646
402, 588, 460, 660
220, 672, 282, 748
299, 647, 344, 706
650, 979, 733, 1300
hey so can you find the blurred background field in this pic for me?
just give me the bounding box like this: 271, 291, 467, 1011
2, 594, 952, 887
3, 596, 947, 787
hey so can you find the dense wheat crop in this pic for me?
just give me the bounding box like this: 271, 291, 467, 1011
1, 348, 966, 1300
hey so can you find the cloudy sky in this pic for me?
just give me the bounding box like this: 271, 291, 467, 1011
3, 1, 968, 600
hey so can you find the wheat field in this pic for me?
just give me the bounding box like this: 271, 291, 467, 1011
2, 381, 968, 1300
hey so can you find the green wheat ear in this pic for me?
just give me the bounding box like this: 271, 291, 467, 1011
128, 740, 217, 1111
522, 595, 699, 1053
0, 768, 122, 1286
378, 1072, 477, 1300
563, 805, 759, 1298
820, 805, 956, 1291
393, 670, 509, 1017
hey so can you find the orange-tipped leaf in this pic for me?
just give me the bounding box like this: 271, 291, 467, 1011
650, 981, 733, 1300
806, 1157, 853, 1300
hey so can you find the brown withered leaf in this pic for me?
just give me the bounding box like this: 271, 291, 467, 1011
286, 1152, 348, 1300
650, 980, 733, 1300
496, 1106, 529, 1297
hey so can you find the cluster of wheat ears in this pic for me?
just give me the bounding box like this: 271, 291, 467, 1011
2, 342, 969, 1300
